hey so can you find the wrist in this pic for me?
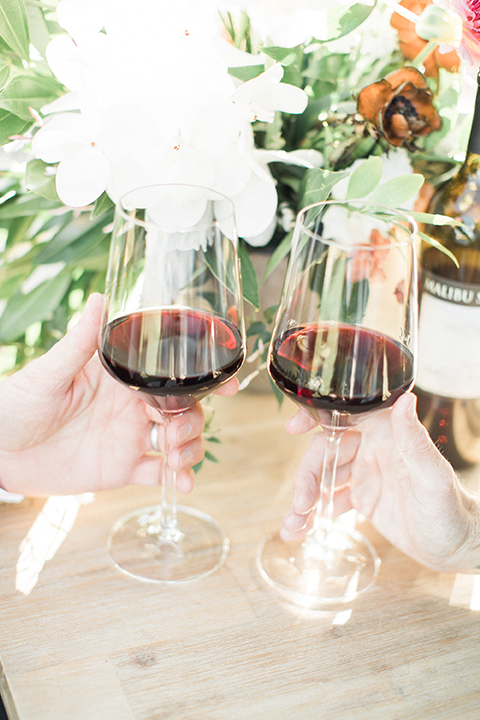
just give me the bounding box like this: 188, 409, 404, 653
450, 487, 480, 572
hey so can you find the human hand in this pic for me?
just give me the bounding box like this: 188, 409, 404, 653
281, 393, 480, 572
0, 294, 238, 498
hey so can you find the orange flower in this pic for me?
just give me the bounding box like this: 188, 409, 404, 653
357, 66, 442, 147
390, 0, 461, 77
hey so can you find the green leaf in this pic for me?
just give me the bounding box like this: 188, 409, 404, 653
408, 211, 462, 226
92, 191, 114, 219
0, 61, 10, 90
35, 215, 109, 265
418, 230, 459, 267
238, 240, 260, 309
325, 3, 374, 41
204, 449, 219, 463
0, 192, 60, 218
0, 108, 30, 145
262, 45, 303, 66
26, 3, 50, 57
369, 173, 425, 208
0, 0, 30, 60
347, 156, 383, 199
0, 75, 63, 120
262, 229, 292, 282
246, 320, 266, 337
228, 65, 264, 82
0, 272, 71, 342
25, 159, 59, 201
301, 168, 351, 207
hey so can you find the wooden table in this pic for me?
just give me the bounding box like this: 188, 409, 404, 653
1, 390, 480, 720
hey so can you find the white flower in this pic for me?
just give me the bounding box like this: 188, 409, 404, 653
232, 63, 308, 122
32, 1, 308, 243
243, 0, 375, 47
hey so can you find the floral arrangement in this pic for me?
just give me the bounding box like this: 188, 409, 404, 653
0, 0, 478, 378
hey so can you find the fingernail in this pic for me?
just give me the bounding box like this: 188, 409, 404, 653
293, 491, 314, 515
176, 423, 192, 445
179, 448, 194, 469
405, 393, 417, 425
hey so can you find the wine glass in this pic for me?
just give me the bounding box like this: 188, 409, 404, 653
99, 183, 245, 583
257, 199, 418, 607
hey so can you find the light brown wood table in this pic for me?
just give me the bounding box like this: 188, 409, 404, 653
0, 391, 480, 720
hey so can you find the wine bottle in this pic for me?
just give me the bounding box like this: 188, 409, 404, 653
415, 72, 480, 469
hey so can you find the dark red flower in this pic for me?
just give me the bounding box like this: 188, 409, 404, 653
357, 66, 442, 147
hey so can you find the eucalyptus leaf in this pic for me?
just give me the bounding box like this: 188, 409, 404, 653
418, 230, 459, 267
0, 0, 29, 60
369, 173, 425, 207
262, 45, 303, 66
0, 272, 71, 342
325, 3, 374, 41
228, 65, 264, 82
408, 211, 462, 226
238, 239, 259, 309
302, 168, 351, 207
347, 156, 383, 199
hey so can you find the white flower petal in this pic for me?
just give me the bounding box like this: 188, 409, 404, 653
242, 215, 277, 247
56, 146, 110, 207
147, 195, 208, 233
41, 92, 82, 115
230, 165, 278, 238
32, 113, 94, 163
56, 0, 108, 42
212, 147, 252, 197
45, 36, 82, 91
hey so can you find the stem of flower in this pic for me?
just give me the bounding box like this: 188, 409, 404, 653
411, 40, 439, 69
382, 0, 419, 23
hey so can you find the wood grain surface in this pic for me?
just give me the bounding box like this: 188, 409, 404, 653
0, 391, 480, 720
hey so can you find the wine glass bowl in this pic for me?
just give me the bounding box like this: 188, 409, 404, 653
258, 199, 418, 607
99, 184, 245, 583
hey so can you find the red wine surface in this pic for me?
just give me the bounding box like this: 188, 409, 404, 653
101, 308, 244, 413
269, 323, 414, 427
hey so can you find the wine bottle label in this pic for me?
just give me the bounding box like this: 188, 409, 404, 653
416, 270, 480, 398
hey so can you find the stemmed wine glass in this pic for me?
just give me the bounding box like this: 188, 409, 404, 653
99, 183, 245, 583
258, 199, 418, 607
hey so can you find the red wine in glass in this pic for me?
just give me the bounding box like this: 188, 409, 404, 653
269, 322, 415, 427
101, 308, 245, 414
101, 183, 245, 584
257, 199, 418, 607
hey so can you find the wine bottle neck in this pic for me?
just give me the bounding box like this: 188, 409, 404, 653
466, 74, 480, 157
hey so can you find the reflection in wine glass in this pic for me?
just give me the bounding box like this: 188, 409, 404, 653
100, 184, 245, 583
258, 199, 418, 607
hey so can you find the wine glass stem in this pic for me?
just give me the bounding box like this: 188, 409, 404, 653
313, 424, 347, 538
159, 415, 180, 542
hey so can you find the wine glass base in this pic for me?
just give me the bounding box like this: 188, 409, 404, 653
107, 504, 229, 583
257, 524, 380, 608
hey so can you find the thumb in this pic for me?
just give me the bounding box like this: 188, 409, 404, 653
390, 392, 452, 477
22, 293, 104, 393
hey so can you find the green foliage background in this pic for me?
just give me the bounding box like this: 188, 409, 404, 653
0, 0, 467, 377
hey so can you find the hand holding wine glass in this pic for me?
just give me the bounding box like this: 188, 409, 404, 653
0, 292, 213, 498
281, 392, 480, 574
257, 199, 418, 606
99, 184, 245, 583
